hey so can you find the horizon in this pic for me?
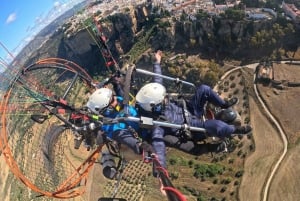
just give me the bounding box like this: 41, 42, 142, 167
0, 0, 86, 73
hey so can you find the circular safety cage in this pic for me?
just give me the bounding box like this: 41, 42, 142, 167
0, 58, 102, 199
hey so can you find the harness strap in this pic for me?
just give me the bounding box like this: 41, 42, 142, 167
177, 97, 192, 140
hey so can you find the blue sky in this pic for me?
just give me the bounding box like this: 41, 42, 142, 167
0, 0, 84, 70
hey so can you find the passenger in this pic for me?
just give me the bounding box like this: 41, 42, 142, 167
135, 50, 252, 168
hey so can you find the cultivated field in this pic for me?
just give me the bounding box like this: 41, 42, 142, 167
1, 60, 300, 201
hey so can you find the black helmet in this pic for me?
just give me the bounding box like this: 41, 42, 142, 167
215, 108, 237, 123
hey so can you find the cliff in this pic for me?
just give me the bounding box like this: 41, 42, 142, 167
19, 3, 296, 75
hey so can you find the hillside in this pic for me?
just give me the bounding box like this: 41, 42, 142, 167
1, 1, 300, 201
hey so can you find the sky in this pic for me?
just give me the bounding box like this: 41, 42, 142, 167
0, 0, 84, 70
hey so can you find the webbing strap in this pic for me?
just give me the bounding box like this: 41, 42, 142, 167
178, 97, 192, 139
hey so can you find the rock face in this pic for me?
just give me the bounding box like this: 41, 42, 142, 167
20, 3, 278, 74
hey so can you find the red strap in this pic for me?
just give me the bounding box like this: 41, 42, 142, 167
163, 187, 187, 201
106, 61, 114, 67
57, 108, 66, 114
59, 98, 68, 105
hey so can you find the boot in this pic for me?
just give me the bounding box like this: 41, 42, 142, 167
222, 97, 239, 108
216, 139, 230, 153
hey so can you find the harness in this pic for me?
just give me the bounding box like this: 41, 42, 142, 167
176, 96, 193, 140
163, 95, 194, 141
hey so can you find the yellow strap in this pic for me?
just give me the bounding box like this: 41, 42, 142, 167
116, 105, 121, 112
129, 93, 136, 106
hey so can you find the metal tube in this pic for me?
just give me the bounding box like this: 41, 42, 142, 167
136, 68, 195, 88
63, 73, 78, 99
125, 116, 206, 133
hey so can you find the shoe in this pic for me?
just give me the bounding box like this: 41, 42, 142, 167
216, 141, 227, 153
222, 97, 239, 108
216, 138, 230, 153
234, 125, 252, 135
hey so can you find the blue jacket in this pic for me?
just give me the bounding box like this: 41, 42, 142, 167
101, 96, 139, 138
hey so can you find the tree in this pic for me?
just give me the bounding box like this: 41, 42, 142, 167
203, 71, 219, 87
224, 8, 245, 21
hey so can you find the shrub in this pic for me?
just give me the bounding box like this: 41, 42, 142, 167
203, 71, 219, 87
193, 163, 224, 178
213, 179, 218, 184
220, 186, 227, 193
188, 160, 194, 167
211, 157, 219, 163
235, 170, 244, 178
221, 177, 232, 184
230, 82, 236, 88
234, 180, 240, 186
220, 155, 226, 161
169, 158, 178, 165
197, 195, 206, 201
244, 117, 250, 124
243, 101, 249, 108
170, 172, 179, 180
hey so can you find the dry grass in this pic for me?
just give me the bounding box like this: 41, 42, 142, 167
239, 97, 283, 201
253, 62, 300, 201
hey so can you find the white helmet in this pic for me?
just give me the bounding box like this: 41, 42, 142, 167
136, 83, 166, 112
87, 88, 113, 114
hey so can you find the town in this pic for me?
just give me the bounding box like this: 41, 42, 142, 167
87, 0, 300, 26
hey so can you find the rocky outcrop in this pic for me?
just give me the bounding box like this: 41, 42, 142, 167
20, 3, 283, 75
22, 4, 153, 75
